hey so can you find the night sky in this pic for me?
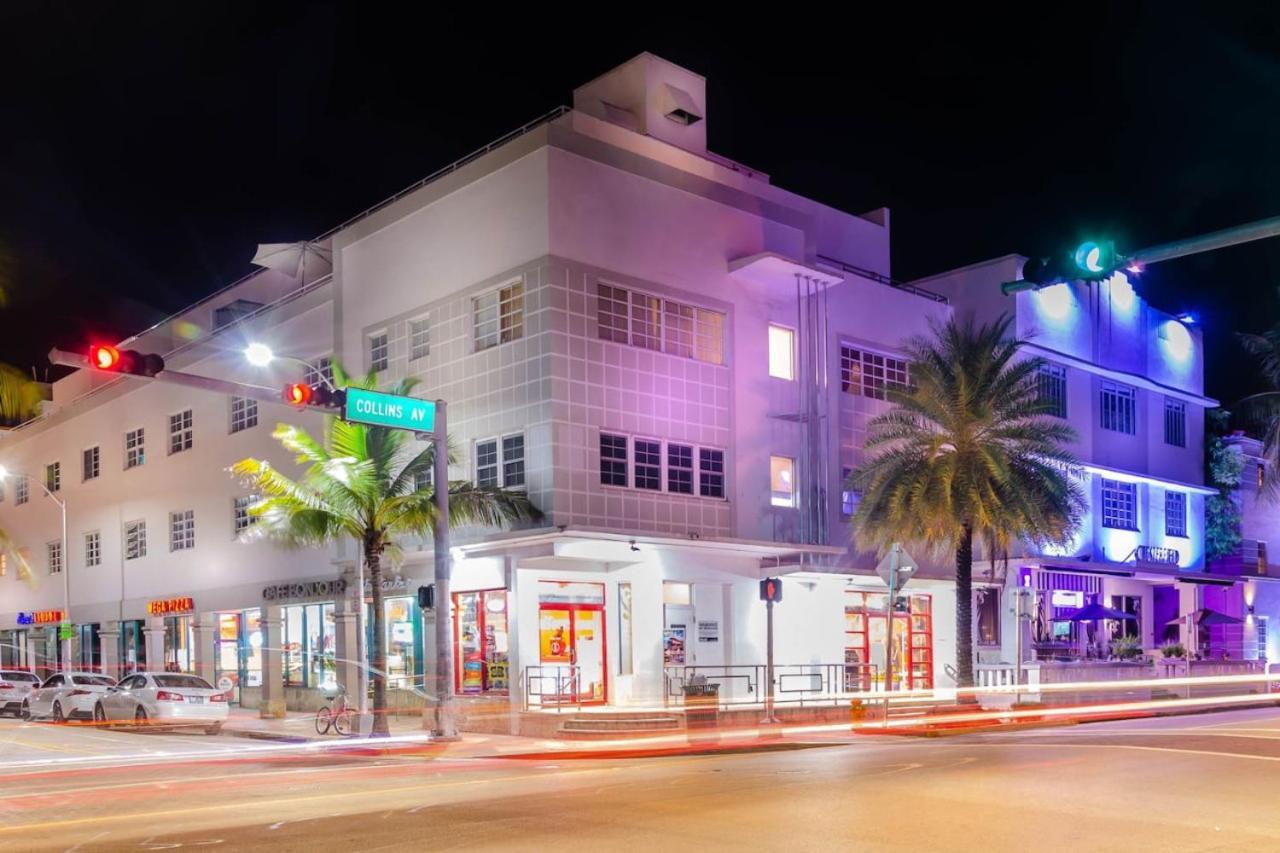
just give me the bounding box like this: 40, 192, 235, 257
3, 4, 1279, 408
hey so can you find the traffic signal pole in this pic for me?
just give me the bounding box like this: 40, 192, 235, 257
429, 400, 458, 740
1129, 214, 1280, 268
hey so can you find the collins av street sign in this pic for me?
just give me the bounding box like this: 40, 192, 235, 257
343, 388, 437, 433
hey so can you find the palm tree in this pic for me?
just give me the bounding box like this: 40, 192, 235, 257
0, 362, 43, 427
1239, 308, 1280, 502
848, 314, 1084, 688
232, 370, 541, 736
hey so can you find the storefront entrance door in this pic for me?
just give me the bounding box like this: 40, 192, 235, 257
867, 615, 910, 691
538, 606, 606, 704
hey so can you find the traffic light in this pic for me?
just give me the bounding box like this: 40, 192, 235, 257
1009, 239, 1123, 293
417, 584, 435, 610
282, 382, 345, 410
759, 577, 783, 604
1071, 240, 1117, 281
86, 344, 165, 377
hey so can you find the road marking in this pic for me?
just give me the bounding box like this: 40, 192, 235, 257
940, 741, 1280, 763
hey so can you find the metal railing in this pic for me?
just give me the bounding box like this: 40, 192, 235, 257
522, 664, 584, 712
663, 663, 880, 710
816, 254, 949, 304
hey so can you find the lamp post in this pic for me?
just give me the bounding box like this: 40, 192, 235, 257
0, 465, 70, 671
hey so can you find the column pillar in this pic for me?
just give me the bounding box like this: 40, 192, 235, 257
143, 616, 165, 670
333, 596, 363, 705
27, 630, 44, 679
258, 605, 286, 718
192, 613, 216, 684
99, 625, 121, 682
505, 557, 521, 715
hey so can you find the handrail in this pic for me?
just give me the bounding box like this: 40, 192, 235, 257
663, 662, 881, 710
523, 664, 583, 713
816, 254, 949, 304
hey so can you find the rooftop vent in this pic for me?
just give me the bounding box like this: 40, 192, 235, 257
660, 84, 702, 126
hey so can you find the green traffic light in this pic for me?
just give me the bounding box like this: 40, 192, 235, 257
1072, 240, 1115, 279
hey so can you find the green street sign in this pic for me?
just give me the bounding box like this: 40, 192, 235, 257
59, 622, 74, 641
343, 387, 437, 433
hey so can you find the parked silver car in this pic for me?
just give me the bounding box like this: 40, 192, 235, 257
23, 672, 116, 722
94, 672, 229, 735
0, 670, 41, 717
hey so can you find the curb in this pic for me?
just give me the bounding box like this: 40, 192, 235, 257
494, 740, 839, 761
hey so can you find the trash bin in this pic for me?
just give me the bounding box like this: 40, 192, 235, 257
685, 681, 720, 743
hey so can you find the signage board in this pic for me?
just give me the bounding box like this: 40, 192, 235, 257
17, 610, 64, 625
147, 596, 194, 616
343, 387, 436, 433
697, 621, 719, 643
875, 543, 919, 590
263, 579, 346, 602
58, 622, 74, 641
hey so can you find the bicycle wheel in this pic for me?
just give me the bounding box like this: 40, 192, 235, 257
315, 706, 332, 735
333, 709, 353, 737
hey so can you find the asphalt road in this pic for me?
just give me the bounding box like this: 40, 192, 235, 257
5, 708, 1280, 851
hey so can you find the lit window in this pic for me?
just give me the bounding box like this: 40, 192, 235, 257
634, 439, 662, 490
1165, 490, 1187, 538
600, 433, 628, 486
663, 300, 694, 358
1164, 398, 1186, 448
770, 456, 796, 507
125, 520, 147, 560
667, 444, 694, 494
82, 446, 100, 481
84, 531, 101, 568
47, 541, 62, 575
234, 495, 259, 536
168, 410, 193, 454
1100, 382, 1136, 435
169, 510, 195, 551
474, 282, 524, 351
230, 397, 258, 434
125, 428, 145, 469
369, 332, 389, 372
1037, 363, 1067, 418
45, 462, 60, 493
976, 588, 1001, 645
409, 316, 431, 361
594, 282, 723, 365
841, 466, 860, 516
841, 346, 909, 400
699, 448, 725, 498
1101, 479, 1138, 530
768, 325, 794, 380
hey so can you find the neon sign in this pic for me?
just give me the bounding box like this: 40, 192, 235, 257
147, 596, 194, 615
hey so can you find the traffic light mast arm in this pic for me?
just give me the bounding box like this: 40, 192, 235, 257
48, 347, 339, 412
1128, 213, 1280, 268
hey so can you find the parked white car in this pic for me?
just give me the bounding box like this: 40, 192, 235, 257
0, 670, 41, 717
23, 672, 117, 722
94, 673, 229, 734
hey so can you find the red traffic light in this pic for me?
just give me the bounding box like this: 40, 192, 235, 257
284, 383, 313, 406
89, 344, 121, 370
759, 577, 782, 604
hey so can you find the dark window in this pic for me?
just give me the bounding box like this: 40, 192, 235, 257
1165, 490, 1187, 538
475, 440, 498, 487
600, 434, 628, 486
1100, 382, 1137, 435
668, 444, 693, 494
699, 448, 725, 498
634, 439, 661, 490
1164, 398, 1186, 447
1037, 364, 1068, 418
976, 588, 1001, 646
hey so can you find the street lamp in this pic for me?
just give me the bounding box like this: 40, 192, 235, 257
0, 464, 70, 671
242, 343, 336, 391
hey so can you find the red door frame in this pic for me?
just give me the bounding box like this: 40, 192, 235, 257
538, 597, 608, 705
451, 589, 509, 695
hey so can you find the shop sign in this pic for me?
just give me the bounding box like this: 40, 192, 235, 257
697, 621, 719, 643
58, 622, 74, 641
17, 610, 64, 625
362, 576, 409, 594
263, 579, 347, 602
147, 597, 194, 616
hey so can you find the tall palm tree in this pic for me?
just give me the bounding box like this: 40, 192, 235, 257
1239, 309, 1280, 502
0, 362, 43, 427
849, 314, 1084, 688
232, 370, 541, 736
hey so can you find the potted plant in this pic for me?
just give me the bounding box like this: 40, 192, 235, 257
1112, 635, 1143, 661
1160, 642, 1187, 660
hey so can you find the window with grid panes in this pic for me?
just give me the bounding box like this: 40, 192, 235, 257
303, 357, 334, 388
474, 282, 524, 350
1100, 381, 1136, 434
1101, 479, 1138, 530
169, 410, 193, 454
369, 332, 389, 372
630, 292, 662, 350
597, 284, 629, 343
600, 433, 628, 486
412, 467, 433, 494
694, 307, 724, 365
475, 439, 498, 487
170, 510, 195, 551
634, 439, 662, 490
409, 316, 431, 361
84, 531, 101, 567
663, 300, 695, 358
15, 476, 28, 505
1164, 397, 1186, 447
47, 541, 62, 575
1165, 490, 1187, 537
230, 396, 258, 433
667, 444, 694, 494
125, 428, 145, 468
699, 448, 725, 498
83, 446, 100, 481
501, 435, 525, 487
840, 346, 909, 400
234, 495, 259, 536
1037, 363, 1068, 418
45, 462, 60, 493
125, 520, 147, 559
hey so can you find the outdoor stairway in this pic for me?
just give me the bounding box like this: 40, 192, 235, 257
557, 712, 683, 740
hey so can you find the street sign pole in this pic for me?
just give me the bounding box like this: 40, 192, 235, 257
429, 400, 457, 740
875, 544, 917, 726
764, 598, 778, 724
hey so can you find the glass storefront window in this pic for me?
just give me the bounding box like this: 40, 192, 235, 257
1, 630, 28, 668
454, 589, 509, 694
78, 624, 101, 671
281, 603, 336, 688
844, 591, 933, 690
284, 606, 306, 685
164, 616, 193, 673
120, 620, 145, 675
244, 608, 263, 687
385, 597, 416, 688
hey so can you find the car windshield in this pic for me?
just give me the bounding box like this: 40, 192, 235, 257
154, 675, 213, 690
72, 675, 115, 686
0, 672, 38, 683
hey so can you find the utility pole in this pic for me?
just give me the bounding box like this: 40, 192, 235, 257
430, 401, 457, 740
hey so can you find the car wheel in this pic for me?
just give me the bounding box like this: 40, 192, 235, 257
134, 705, 148, 729
52, 702, 65, 724
93, 704, 108, 728
204, 723, 222, 736
20, 702, 30, 721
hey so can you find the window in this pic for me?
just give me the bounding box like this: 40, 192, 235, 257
0, 554, 6, 576
1165, 490, 1187, 538
1101, 479, 1138, 530
412, 467, 433, 494
501, 434, 525, 488
975, 588, 1001, 646
475, 439, 498, 487
230, 397, 258, 433
600, 433, 628, 486
768, 325, 795, 380
699, 448, 725, 498
84, 531, 101, 568
1100, 381, 1136, 435
474, 281, 524, 350
169, 410, 193, 454
770, 456, 796, 507
47, 541, 62, 575
45, 462, 60, 493
634, 439, 662, 490
82, 446, 100, 482
169, 510, 195, 551
668, 444, 694, 494
15, 476, 28, 505
841, 346, 909, 400
1164, 398, 1187, 448
841, 467, 861, 517
234, 495, 259, 535
124, 520, 147, 560
303, 357, 334, 388
409, 316, 431, 361
595, 282, 724, 365
213, 299, 264, 329
369, 332, 389, 372
125, 428, 145, 469
1037, 363, 1068, 418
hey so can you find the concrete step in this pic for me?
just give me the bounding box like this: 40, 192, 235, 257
560, 716, 682, 733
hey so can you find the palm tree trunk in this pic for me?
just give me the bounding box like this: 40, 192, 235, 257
366, 545, 390, 737
955, 523, 975, 690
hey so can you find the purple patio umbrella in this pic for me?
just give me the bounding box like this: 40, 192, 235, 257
1066, 603, 1135, 622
